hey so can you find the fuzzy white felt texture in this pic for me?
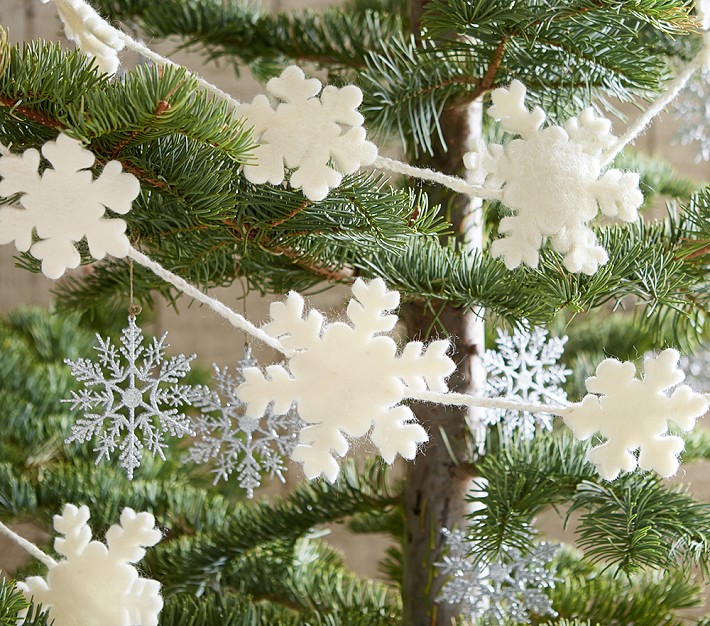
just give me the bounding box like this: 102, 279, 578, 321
236, 278, 455, 482
40, 0, 125, 74
563, 349, 709, 481
464, 80, 643, 274
0, 133, 140, 279
18, 504, 163, 626
237, 66, 378, 201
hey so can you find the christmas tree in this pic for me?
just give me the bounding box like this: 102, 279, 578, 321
1, 0, 710, 624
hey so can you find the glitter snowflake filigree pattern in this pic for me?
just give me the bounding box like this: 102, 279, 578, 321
18, 503, 162, 626
236, 278, 455, 482
64, 316, 195, 479
465, 80, 643, 274
482, 327, 571, 439
564, 349, 708, 481
0, 133, 140, 279
237, 65, 378, 201
435, 530, 559, 624
186, 346, 304, 498
672, 67, 710, 162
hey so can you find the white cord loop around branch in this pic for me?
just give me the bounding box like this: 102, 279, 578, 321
0, 521, 57, 568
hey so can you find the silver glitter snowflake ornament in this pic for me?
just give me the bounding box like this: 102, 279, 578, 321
671, 67, 710, 162
436, 529, 559, 624
482, 327, 571, 439
64, 316, 195, 479
186, 346, 304, 498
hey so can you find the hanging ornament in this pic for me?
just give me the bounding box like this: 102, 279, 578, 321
464, 80, 643, 274
564, 349, 709, 481
186, 346, 304, 498
435, 529, 559, 624
237, 65, 378, 201
18, 503, 162, 626
235, 278, 455, 482
0, 133, 140, 279
671, 67, 710, 162
64, 315, 196, 479
481, 326, 571, 439
40, 0, 126, 75
680, 346, 710, 389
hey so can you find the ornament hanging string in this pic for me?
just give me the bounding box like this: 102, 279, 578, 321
127, 256, 142, 317
0, 521, 56, 568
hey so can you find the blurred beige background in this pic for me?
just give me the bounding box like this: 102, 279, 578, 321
1, 0, 709, 616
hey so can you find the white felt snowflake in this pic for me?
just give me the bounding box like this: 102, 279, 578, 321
186, 346, 304, 498
236, 278, 455, 482
237, 65, 378, 201
435, 530, 558, 624
64, 315, 196, 479
18, 503, 162, 626
465, 80, 643, 274
482, 327, 571, 439
40, 0, 126, 74
0, 133, 140, 279
564, 349, 709, 481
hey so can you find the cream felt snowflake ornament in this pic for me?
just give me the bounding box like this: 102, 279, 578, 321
236, 278, 455, 482
563, 349, 709, 481
18, 503, 162, 626
0, 133, 140, 279
237, 65, 378, 201
40, 0, 125, 74
465, 80, 643, 274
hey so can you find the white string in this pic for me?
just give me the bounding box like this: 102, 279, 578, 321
602, 58, 701, 166
373, 156, 501, 200
119, 35, 243, 111
406, 389, 574, 417
126, 247, 293, 357
0, 521, 57, 569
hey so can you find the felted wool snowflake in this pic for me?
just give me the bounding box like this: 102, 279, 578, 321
0, 133, 140, 279
237, 65, 378, 201
64, 315, 195, 479
435, 529, 559, 624
18, 503, 162, 626
563, 349, 709, 481
186, 346, 304, 498
40, 0, 125, 74
236, 278, 455, 482
464, 80, 643, 274
482, 327, 570, 439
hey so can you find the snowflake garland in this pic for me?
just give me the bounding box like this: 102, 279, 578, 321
64, 315, 196, 479
18, 503, 162, 626
482, 327, 571, 439
465, 80, 643, 274
40, 0, 126, 75
563, 349, 709, 481
186, 346, 304, 498
237, 65, 378, 201
435, 529, 559, 624
236, 278, 455, 482
0, 133, 140, 279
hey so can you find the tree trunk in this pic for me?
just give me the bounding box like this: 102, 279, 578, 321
401, 98, 486, 623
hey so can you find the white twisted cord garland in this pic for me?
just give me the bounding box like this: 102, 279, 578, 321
0, 521, 57, 568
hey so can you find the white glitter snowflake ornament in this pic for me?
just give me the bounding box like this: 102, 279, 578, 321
40, 0, 126, 74
564, 349, 709, 481
18, 504, 162, 626
482, 327, 571, 439
186, 346, 304, 498
236, 278, 455, 482
435, 530, 559, 624
64, 315, 196, 479
237, 65, 378, 201
465, 80, 643, 274
672, 67, 710, 162
0, 133, 140, 278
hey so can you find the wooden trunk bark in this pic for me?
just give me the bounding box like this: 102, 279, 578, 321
401, 100, 486, 624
